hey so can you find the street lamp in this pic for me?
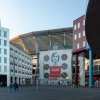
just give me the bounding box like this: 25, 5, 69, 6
35, 37, 39, 91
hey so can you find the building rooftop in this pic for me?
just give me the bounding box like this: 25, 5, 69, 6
10, 27, 73, 55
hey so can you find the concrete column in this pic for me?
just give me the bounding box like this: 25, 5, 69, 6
17, 77, 19, 85
75, 54, 79, 86
89, 49, 93, 87
7, 75, 10, 86
78, 52, 85, 86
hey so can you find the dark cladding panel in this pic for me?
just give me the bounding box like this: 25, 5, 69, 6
65, 33, 73, 47
50, 33, 64, 46
36, 35, 50, 51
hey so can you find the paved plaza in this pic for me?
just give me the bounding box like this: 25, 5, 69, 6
0, 85, 100, 100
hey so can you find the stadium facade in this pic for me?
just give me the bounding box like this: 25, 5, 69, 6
10, 27, 73, 85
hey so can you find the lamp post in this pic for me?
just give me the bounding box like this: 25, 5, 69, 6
35, 37, 39, 91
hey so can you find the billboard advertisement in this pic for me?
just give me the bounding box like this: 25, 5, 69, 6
50, 66, 61, 78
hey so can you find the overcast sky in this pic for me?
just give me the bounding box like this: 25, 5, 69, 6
0, 0, 87, 39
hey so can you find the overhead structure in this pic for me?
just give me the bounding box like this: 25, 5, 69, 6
10, 27, 73, 55
85, 0, 100, 56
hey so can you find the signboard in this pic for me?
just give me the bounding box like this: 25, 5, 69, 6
50, 66, 61, 78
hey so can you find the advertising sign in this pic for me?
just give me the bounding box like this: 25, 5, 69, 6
50, 66, 61, 78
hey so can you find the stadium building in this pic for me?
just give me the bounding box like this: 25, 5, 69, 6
10, 27, 73, 85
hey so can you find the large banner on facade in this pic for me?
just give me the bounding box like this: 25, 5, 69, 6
50, 66, 61, 78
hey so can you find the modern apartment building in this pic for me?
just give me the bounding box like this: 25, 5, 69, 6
72, 15, 87, 86
0, 22, 10, 86
72, 15, 100, 87
10, 43, 32, 85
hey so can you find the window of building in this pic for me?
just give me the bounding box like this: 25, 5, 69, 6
0, 48, 1, 54
74, 34, 77, 40
0, 39, 1, 45
0, 66, 1, 71
14, 50, 17, 53
4, 57, 7, 63
18, 65, 21, 67
15, 64, 17, 66
4, 66, 7, 72
74, 25, 76, 30
4, 40, 7, 46
0, 57, 1, 63
4, 31, 7, 37
77, 43, 80, 49
18, 71, 21, 73
78, 33, 81, 38
83, 41, 86, 47
0, 30, 1, 36
83, 19, 85, 25
4, 49, 7, 55
15, 70, 17, 73
18, 52, 21, 55
10, 62, 13, 65
78, 23, 80, 28
15, 57, 17, 60
10, 69, 13, 72
22, 66, 24, 68
10, 48, 13, 51
83, 31, 85, 36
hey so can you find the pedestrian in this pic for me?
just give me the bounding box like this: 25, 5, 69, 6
96, 80, 99, 88
13, 82, 18, 91
72, 80, 75, 88
0, 82, 2, 87
9, 83, 13, 92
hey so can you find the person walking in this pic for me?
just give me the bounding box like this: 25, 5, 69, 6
8, 83, 13, 92
13, 82, 18, 91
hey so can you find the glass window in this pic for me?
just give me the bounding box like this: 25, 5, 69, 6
0, 30, 1, 36
77, 43, 80, 49
74, 34, 77, 40
4, 40, 7, 46
78, 33, 81, 38
10, 69, 13, 72
4, 57, 7, 63
78, 23, 80, 28
83, 31, 85, 36
83, 41, 86, 47
0, 66, 1, 71
74, 25, 76, 30
0, 48, 1, 54
10, 48, 13, 51
0, 39, 1, 45
4, 66, 7, 72
83, 19, 85, 25
15, 50, 17, 53
15, 70, 17, 73
0, 57, 1, 63
4, 31, 7, 37
4, 49, 7, 55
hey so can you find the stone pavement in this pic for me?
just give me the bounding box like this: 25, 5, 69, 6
0, 85, 100, 100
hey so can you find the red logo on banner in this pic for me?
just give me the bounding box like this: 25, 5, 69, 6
50, 66, 61, 78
